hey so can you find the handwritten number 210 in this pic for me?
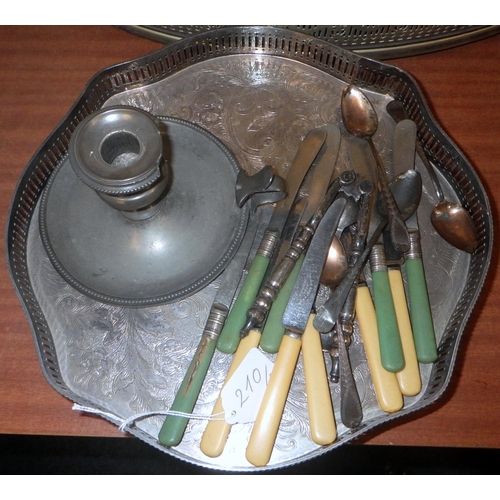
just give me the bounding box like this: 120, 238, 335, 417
235, 365, 270, 408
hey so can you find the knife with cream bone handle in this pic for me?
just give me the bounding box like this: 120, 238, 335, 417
216, 128, 326, 354
245, 195, 348, 467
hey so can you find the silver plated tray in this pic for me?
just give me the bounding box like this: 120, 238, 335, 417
120, 25, 500, 59
7, 26, 493, 471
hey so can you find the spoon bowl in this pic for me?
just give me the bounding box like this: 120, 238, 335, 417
380, 169, 423, 222
431, 201, 477, 253
320, 196, 358, 288
386, 99, 477, 253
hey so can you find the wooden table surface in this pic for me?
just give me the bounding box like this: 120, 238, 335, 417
1, 26, 499, 449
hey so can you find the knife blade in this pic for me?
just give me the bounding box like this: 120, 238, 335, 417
245, 196, 347, 467
260, 123, 342, 354
157, 210, 261, 447
395, 120, 438, 364
216, 127, 326, 354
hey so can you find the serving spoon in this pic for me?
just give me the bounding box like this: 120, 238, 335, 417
386, 99, 477, 253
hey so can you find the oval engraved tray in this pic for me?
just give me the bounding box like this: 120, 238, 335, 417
121, 25, 500, 60
6, 27, 493, 471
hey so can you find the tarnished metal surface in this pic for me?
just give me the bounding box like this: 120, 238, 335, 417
7, 27, 492, 471
39, 116, 248, 306
120, 25, 500, 60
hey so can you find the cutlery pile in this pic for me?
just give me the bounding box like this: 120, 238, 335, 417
156, 85, 476, 467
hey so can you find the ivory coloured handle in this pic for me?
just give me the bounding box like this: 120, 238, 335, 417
388, 269, 422, 396
245, 334, 301, 467
302, 314, 336, 445
200, 329, 261, 458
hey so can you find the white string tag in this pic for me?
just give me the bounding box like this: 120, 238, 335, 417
71, 404, 227, 433
221, 347, 274, 425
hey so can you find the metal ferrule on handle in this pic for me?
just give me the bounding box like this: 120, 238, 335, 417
369, 244, 405, 373
158, 304, 228, 447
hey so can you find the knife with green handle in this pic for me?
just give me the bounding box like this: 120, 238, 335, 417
259, 123, 342, 354
405, 229, 438, 363
376, 119, 421, 392
157, 210, 261, 447
387, 118, 423, 392
346, 139, 404, 372
369, 242, 405, 373
393, 119, 438, 364
216, 127, 327, 354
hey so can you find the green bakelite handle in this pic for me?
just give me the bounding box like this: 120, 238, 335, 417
405, 257, 438, 363
372, 270, 405, 372
260, 254, 305, 353
216, 254, 270, 354
158, 335, 217, 447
